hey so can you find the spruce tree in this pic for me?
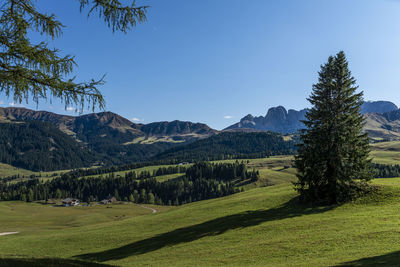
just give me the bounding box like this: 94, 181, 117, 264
294, 51, 372, 204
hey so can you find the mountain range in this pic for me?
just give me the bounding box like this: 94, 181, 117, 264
0, 107, 217, 170
0, 107, 216, 143
225, 100, 400, 140
1, 100, 400, 171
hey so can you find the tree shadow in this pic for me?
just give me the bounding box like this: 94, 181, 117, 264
0, 258, 114, 267
337, 251, 400, 266
76, 197, 336, 262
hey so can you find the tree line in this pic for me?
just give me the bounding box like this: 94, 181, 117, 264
372, 163, 400, 178
0, 162, 257, 205
152, 132, 297, 162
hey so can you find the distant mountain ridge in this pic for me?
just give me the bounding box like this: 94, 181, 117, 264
2, 100, 400, 171
0, 107, 217, 169
0, 107, 216, 142
225, 101, 399, 137
225, 106, 308, 134
361, 101, 398, 114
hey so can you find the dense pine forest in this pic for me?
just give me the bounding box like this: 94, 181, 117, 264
372, 163, 400, 178
0, 121, 97, 171
0, 162, 258, 205
152, 132, 297, 162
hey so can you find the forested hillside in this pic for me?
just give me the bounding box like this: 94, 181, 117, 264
0, 121, 97, 171
153, 132, 297, 162
0, 108, 217, 170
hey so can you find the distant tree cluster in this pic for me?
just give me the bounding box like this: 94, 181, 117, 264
153, 132, 297, 162
0, 162, 256, 205
372, 163, 400, 178
63, 164, 187, 181
124, 166, 188, 180
64, 162, 169, 178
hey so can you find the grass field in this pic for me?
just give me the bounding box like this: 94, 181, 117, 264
1, 143, 400, 266
0, 201, 171, 233
0, 162, 72, 181
82, 164, 189, 180
1, 178, 400, 266
0, 163, 35, 178
370, 141, 400, 164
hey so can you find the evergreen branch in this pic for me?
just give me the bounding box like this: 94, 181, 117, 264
0, 0, 148, 111
79, 0, 149, 33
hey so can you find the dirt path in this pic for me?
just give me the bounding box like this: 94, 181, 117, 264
0, 232, 18, 236
140, 205, 157, 213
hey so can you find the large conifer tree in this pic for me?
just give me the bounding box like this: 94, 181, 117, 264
294, 51, 372, 204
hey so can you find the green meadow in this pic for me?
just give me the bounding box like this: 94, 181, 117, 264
1, 179, 400, 266
1, 144, 400, 266
370, 141, 400, 164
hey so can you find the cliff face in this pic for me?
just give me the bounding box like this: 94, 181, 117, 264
225, 106, 308, 134
225, 101, 400, 138
361, 101, 398, 114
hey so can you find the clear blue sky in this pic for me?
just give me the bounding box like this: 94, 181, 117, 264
3, 0, 400, 130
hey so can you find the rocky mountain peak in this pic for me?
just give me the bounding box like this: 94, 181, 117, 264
361, 101, 398, 114
265, 106, 287, 121
241, 114, 254, 122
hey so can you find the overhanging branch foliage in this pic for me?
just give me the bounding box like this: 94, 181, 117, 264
0, 0, 148, 111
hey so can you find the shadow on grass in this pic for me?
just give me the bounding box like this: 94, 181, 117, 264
337, 251, 400, 266
0, 258, 114, 267
76, 197, 336, 262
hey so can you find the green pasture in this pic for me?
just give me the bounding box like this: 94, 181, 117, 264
1, 178, 400, 266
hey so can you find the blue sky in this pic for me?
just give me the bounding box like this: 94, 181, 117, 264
3, 0, 400, 130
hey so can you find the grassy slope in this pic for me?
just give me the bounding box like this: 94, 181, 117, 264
2, 144, 400, 266
0, 162, 73, 183
0, 202, 171, 233
370, 141, 400, 164
0, 163, 35, 178
1, 179, 400, 266
213, 156, 296, 187
83, 164, 190, 180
